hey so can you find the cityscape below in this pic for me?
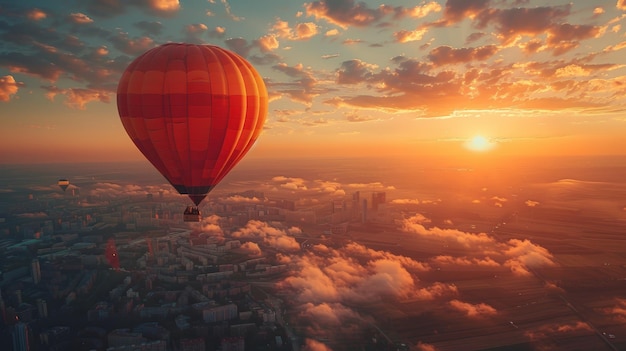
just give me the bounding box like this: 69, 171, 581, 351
1, 155, 626, 351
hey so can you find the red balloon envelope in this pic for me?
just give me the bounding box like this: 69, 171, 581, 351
117, 43, 268, 206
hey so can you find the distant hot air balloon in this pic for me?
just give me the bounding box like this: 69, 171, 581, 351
117, 43, 268, 222
58, 179, 70, 192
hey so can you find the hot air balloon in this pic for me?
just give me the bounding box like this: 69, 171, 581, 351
117, 43, 268, 222
58, 179, 70, 192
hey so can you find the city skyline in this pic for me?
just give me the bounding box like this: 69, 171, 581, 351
1, 0, 626, 164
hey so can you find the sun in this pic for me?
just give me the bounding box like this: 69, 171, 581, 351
465, 135, 495, 152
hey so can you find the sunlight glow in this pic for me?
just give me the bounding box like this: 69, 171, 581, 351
465, 135, 495, 152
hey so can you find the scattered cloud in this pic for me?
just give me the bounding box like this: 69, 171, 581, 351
449, 299, 497, 317
0, 75, 21, 102
231, 220, 301, 251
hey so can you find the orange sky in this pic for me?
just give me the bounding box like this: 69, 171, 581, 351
1, 0, 626, 164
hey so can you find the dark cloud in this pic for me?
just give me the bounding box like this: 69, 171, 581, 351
134, 20, 163, 36
304, 0, 393, 28
427, 45, 498, 66
439, 0, 490, 25
85, 0, 180, 18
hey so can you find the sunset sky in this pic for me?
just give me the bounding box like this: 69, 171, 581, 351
1, 0, 626, 163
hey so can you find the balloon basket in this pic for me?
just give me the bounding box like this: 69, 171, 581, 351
183, 206, 201, 222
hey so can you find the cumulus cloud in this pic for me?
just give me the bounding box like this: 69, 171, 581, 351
220, 195, 263, 204
449, 299, 497, 317
391, 198, 420, 205
272, 176, 308, 191
503, 239, 556, 276
432, 255, 499, 268
0, 75, 21, 102
239, 242, 262, 255
280, 242, 444, 305
231, 220, 301, 251
278, 240, 455, 342
402, 214, 494, 248
271, 18, 319, 41
192, 214, 224, 236
402, 214, 556, 275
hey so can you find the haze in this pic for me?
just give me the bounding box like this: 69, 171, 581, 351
1, 155, 626, 350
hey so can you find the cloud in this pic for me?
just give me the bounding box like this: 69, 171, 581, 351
277, 240, 457, 342
272, 175, 308, 190
221, 195, 263, 204
183, 23, 208, 44
394, 28, 428, 43
402, 214, 556, 276
302, 338, 333, 351
402, 214, 495, 248
304, 0, 392, 29
503, 239, 556, 276
134, 20, 163, 36
280, 242, 438, 304
525, 200, 540, 207
239, 242, 262, 255
68, 13, 94, 24
390, 198, 420, 205
432, 255, 499, 267
619, 0, 626, 11
191, 214, 224, 236
335, 59, 377, 84
87, 182, 175, 199
270, 62, 322, 105
449, 299, 497, 317
109, 31, 156, 55
271, 19, 319, 41
231, 220, 301, 251
257, 35, 279, 52
42, 86, 110, 109
26, 8, 47, 21
427, 45, 499, 66
86, 0, 180, 18
0, 75, 21, 102
524, 321, 592, 341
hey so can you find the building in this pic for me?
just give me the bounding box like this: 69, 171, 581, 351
180, 337, 205, 351
12, 321, 31, 351
221, 336, 245, 351
202, 303, 238, 323
371, 192, 386, 211
31, 258, 41, 285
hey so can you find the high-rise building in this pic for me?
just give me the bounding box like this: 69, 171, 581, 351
31, 259, 41, 285
371, 192, 386, 211
12, 321, 30, 351
361, 199, 368, 223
